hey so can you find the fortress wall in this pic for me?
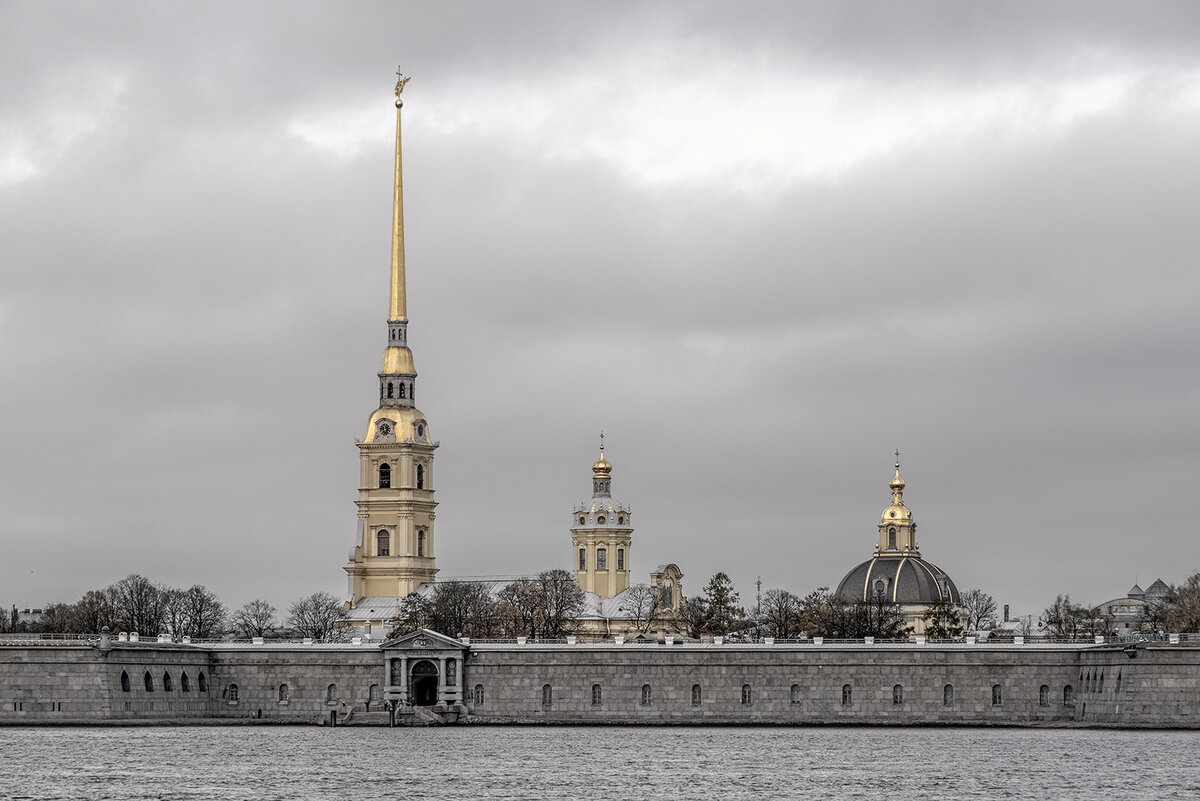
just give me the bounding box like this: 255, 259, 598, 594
0, 643, 217, 721
1076, 645, 1200, 726
5, 640, 1200, 726
463, 644, 1081, 724
206, 647, 382, 721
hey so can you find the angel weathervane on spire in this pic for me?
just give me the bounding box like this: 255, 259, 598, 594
395, 67, 411, 98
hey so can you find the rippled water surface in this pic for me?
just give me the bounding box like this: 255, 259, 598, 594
3, 726, 1199, 800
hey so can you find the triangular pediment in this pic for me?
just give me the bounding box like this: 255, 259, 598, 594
380, 628, 465, 651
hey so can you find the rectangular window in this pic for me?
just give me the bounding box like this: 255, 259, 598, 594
579, 548, 586, 570
597, 548, 607, 570
617, 549, 624, 570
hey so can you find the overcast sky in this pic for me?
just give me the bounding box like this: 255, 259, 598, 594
3, 1, 1199, 623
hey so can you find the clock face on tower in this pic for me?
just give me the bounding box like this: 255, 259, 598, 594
379, 422, 392, 437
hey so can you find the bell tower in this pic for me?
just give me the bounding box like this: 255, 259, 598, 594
571, 436, 633, 599
344, 75, 439, 610
877, 452, 918, 555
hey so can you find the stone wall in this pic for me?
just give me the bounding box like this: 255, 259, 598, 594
1076, 645, 1200, 727
5, 638, 1200, 727
462, 643, 1081, 724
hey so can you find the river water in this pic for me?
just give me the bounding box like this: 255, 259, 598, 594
2, 726, 1198, 800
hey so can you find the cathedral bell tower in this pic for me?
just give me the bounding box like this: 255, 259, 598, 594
571, 438, 633, 599
344, 76, 439, 609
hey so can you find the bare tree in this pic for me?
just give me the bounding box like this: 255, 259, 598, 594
396, 581, 500, 638
676, 596, 707, 639
231, 599, 276, 639
74, 589, 115, 634
760, 588, 802, 638
621, 584, 661, 634
287, 591, 346, 642
161, 587, 190, 638
1042, 594, 1091, 638
107, 574, 164, 635
496, 570, 585, 639
960, 588, 998, 631
182, 585, 227, 638
536, 569, 585, 638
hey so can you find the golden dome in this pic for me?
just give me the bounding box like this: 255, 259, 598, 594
381, 346, 415, 375
881, 460, 911, 523
363, 406, 432, 444
592, 451, 612, 479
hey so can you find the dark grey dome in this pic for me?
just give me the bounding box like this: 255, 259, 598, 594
835, 555, 960, 606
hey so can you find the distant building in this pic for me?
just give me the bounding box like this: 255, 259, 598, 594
1094, 579, 1172, 634
834, 458, 961, 634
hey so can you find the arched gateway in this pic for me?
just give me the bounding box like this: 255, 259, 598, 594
410, 660, 439, 706
381, 629, 467, 721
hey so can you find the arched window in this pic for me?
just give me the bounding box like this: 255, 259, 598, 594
279, 683, 289, 702
943, 684, 954, 707
198, 672, 208, 692
399, 383, 405, 398
640, 684, 652, 706
181, 672, 190, 692
1039, 685, 1049, 706
387, 382, 394, 399
842, 684, 852, 706
790, 684, 801, 704
992, 684, 1002, 706
617, 549, 625, 570
1064, 685, 1074, 705
597, 548, 607, 570
618, 515, 624, 525
579, 548, 586, 570
379, 463, 391, 488
120, 671, 130, 692
578, 516, 585, 526
893, 684, 903, 705
473, 684, 484, 705
1099, 672, 1105, 692
162, 672, 173, 692
888, 527, 897, 548
660, 583, 673, 608
377, 530, 390, 556
144, 671, 154, 692
417, 530, 426, 557
741, 684, 752, 705
542, 684, 552, 708
326, 683, 337, 704
409, 384, 414, 402
591, 684, 602, 706
1116, 671, 1122, 694
597, 515, 606, 525
416, 464, 424, 489
874, 579, 886, 598
691, 684, 702, 706
228, 683, 239, 702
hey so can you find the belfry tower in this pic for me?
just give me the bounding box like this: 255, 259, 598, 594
344, 76, 439, 614
571, 438, 633, 599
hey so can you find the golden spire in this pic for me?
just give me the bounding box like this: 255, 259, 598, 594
389, 69, 410, 322
592, 431, 612, 478
890, 449, 906, 505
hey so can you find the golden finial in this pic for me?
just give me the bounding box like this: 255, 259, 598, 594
395, 67, 411, 105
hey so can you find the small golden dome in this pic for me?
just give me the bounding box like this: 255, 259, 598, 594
381, 346, 415, 375
592, 451, 612, 478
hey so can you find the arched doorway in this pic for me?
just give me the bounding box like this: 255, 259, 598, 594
411, 660, 439, 706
